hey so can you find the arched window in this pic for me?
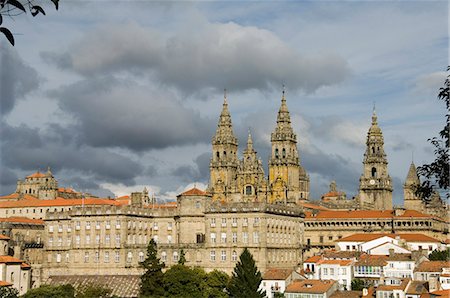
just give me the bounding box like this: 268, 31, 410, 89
127, 251, 133, 263
372, 147, 375, 154
216, 151, 220, 159
245, 185, 253, 196
10, 272, 14, 282
139, 251, 144, 262
173, 251, 179, 262
232, 251, 238, 262
282, 148, 286, 158
275, 148, 279, 158
161, 251, 167, 262
371, 167, 377, 178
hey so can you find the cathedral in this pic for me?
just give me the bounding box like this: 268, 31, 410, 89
208, 90, 310, 205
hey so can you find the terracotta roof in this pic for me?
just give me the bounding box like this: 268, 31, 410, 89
355, 255, 388, 267
0, 281, 13, 287
405, 281, 428, 295
21, 263, 31, 269
0, 197, 128, 208
26, 171, 48, 178
0, 235, 10, 240
58, 188, 78, 194
415, 261, 450, 273
429, 289, 450, 297
300, 202, 330, 211
0, 193, 20, 200
304, 255, 322, 263
263, 268, 294, 280
322, 250, 360, 259
377, 279, 410, 291
330, 290, 362, 298
0, 217, 44, 225
305, 210, 432, 219
317, 259, 353, 266
179, 187, 207, 196
337, 233, 440, 243
286, 279, 337, 294
0, 256, 24, 264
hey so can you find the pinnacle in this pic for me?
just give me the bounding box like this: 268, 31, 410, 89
405, 162, 420, 185
246, 129, 254, 151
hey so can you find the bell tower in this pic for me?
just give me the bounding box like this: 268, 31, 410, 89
208, 91, 239, 202
358, 108, 393, 210
268, 89, 309, 204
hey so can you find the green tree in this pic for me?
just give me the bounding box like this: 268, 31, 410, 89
351, 279, 365, 291
0, 0, 59, 45
0, 286, 18, 298
416, 66, 449, 201
22, 284, 75, 298
178, 249, 186, 265
428, 248, 450, 261
162, 265, 207, 298
227, 248, 265, 298
204, 270, 230, 298
140, 239, 165, 297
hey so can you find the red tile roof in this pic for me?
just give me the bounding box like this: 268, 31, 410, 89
428, 289, 450, 297
26, 171, 47, 178
0, 217, 44, 225
21, 263, 31, 269
300, 202, 330, 211
317, 259, 353, 266
415, 261, 450, 273
305, 210, 432, 220
286, 279, 337, 294
377, 279, 410, 291
0, 256, 24, 264
355, 255, 388, 267
0, 281, 13, 287
0, 235, 10, 240
338, 233, 440, 243
405, 280, 429, 295
304, 255, 322, 263
179, 187, 207, 196
263, 268, 294, 280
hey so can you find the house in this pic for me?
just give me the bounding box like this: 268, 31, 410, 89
285, 279, 338, 298
260, 268, 304, 298
303, 256, 353, 291
404, 280, 429, 298
376, 279, 411, 298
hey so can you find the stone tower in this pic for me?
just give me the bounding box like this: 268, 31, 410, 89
268, 90, 309, 204
16, 167, 58, 200
208, 92, 239, 202
358, 109, 393, 210
403, 162, 423, 211
236, 131, 267, 202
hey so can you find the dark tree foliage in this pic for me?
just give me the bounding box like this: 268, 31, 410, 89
140, 239, 165, 297
22, 284, 75, 298
162, 265, 207, 298
351, 279, 366, 291
416, 66, 450, 201
227, 248, 265, 298
178, 249, 186, 265
204, 270, 230, 298
428, 248, 450, 261
0, 0, 59, 45
0, 286, 19, 298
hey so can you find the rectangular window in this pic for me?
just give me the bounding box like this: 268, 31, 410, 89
94, 251, 99, 263
221, 218, 227, 227
254, 217, 260, 226
115, 220, 121, 229
115, 251, 120, 263
221, 250, 226, 262
56, 253, 61, 263
323, 268, 328, 275
167, 235, 172, 244
153, 222, 158, 230
96, 234, 100, 245
342, 268, 347, 275
243, 218, 248, 226
253, 232, 259, 244
49, 225, 54, 233
58, 237, 62, 247
232, 232, 237, 243
86, 221, 91, 230
330, 268, 335, 275
84, 252, 89, 263
48, 237, 53, 247
221, 233, 227, 243
328, 236, 333, 241
211, 233, 216, 243
168, 222, 173, 230
75, 235, 80, 247
346, 245, 350, 250
76, 221, 80, 230
243, 232, 248, 243
58, 225, 63, 233
320, 236, 324, 243
86, 235, 90, 245
211, 218, 216, 227
210, 250, 216, 262
96, 221, 101, 230
115, 234, 121, 246
106, 220, 111, 230
232, 218, 238, 227
104, 252, 110, 263
105, 234, 110, 244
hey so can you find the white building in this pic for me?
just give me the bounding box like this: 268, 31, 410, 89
285, 279, 338, 298
260, 268, 304, 298
303, 256, 353, 291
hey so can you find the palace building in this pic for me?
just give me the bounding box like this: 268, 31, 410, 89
0, 91, 448, 291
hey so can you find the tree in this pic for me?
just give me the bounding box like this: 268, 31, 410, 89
140, 239, 165, 297
22, 284, 75, 298
428, 248, 450, 261
204, 270, 230, 298
416, 66, 450, 201
0, 0, 59, 45
351, 279, 365, 291
227, 248, 265, 298
162, 265, 207, 298
0, 286, 18, 298
178, 249, 186, 265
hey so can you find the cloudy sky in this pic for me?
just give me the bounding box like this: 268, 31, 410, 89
0, 1, 447, 205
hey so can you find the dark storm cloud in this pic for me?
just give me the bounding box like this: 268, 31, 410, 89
0, 167, 18, 193
42, 22, 350, 94
171, 152, 211, 183
0, 47, 40, 115
0, 122, 143, 187
50, 77, 214, 151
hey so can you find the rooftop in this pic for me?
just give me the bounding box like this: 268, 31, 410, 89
285, 279, 337, 294
305, 210, 432, 220
415, 261, 450, 273
337, 233, 440, 243
262, 268, 294, 280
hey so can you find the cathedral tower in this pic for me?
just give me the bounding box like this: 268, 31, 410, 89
403, 162, 423, 211
236, 131, 267, 202
208, 92, 239, 202
358, 109, 393, 210
268, 90, 309, 204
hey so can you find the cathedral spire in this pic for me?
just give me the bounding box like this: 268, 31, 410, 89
405, 162, 420, 186
277, 87, 291, 124
246, 129, 254, 152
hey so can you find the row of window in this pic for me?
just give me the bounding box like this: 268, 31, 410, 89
209, 217, 259, 227
210, 232, 259, 244
49, 221, 174, 232
52, 251, 146, 263
209, 250, 238, 262
322, 268, 347, 276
